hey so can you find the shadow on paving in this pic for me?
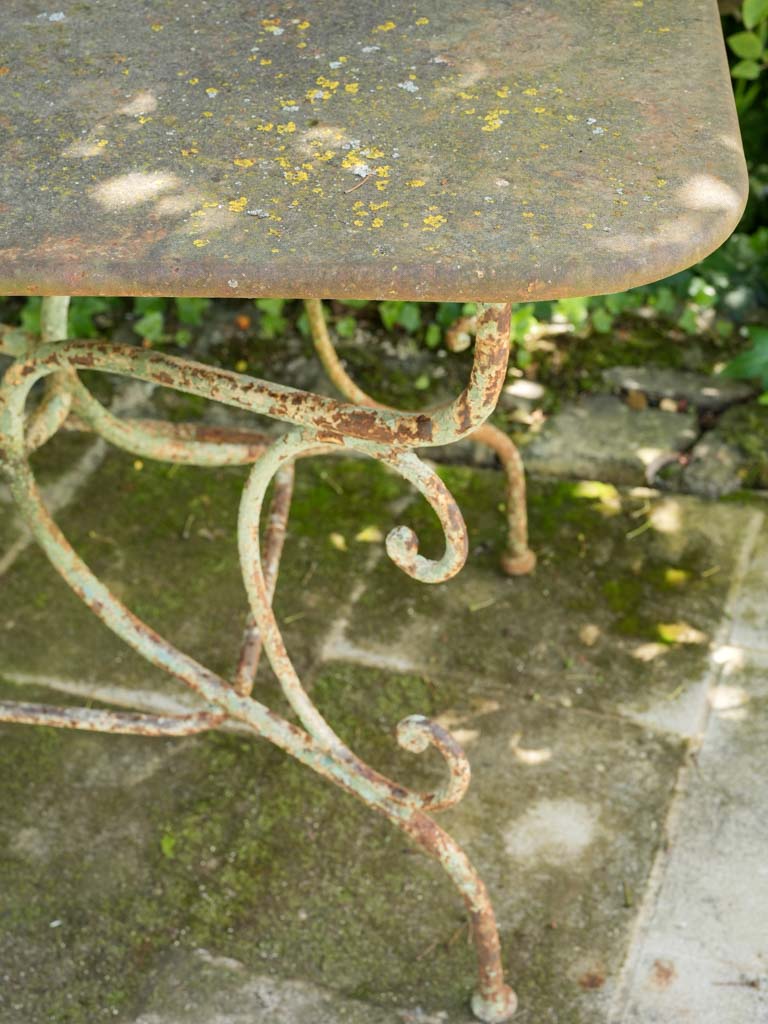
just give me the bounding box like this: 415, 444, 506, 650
0, 442, 752, 1022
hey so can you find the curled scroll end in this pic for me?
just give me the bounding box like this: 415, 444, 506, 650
395, 713, 471, 812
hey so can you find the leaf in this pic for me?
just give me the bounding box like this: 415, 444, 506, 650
69, 297, 112, 338
731, 58, 762, 79
590, 307, 614, 334
334, 315, 357, 338
378, 300, 403, 331
743, 0, 768, 30
424, 323, 442, 348
174, 297, 210, 326
722, 328, 768, 386
254, 298, 285, 317
160, 832, 176, 859
397, 302, 421, 333
728, 31, 764, 59
19, 297, 42, 334
133, 309, 165, 343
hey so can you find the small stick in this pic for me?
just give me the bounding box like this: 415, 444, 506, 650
344, 173, 373, 194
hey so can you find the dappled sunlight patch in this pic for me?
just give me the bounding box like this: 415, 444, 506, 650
509, 732, 552, 766
92, 171, 182, 209
709, 683, 750, 711
711, 645, 746, 676
570, 480, 622, 515
649, 499, 682, 534
504, 798, 600, 865
631, 642, 669, 662
676, 173, 743, 214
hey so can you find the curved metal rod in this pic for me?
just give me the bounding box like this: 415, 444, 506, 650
1, 303, 509, 450
305, 299, 535, 575
0, 701, 225, 736
0, 321, 518, 1022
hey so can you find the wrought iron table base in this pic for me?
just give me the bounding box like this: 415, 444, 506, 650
0, 297, 530, 1023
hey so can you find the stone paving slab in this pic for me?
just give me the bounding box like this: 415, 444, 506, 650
0, 663, 681, 1024
612, 647, 768, 1024
521, 397, 697, 487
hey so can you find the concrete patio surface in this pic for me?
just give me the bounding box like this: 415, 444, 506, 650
1, 427, 767, 1023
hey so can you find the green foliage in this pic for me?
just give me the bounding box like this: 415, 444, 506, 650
723, 326, 768, 388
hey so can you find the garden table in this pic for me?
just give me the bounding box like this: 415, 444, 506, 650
0, 2, 747, 1020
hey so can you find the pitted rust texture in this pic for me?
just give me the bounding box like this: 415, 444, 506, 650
0, 1, 746, 301
0, 297, 519, 1022
305, 298, 534, 573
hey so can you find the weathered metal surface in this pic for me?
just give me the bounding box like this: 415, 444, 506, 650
0, 1, 746, 302
0, 299, 518, 1022
306, 298, 535, 573
0, 701, 225, 735
235, 461, 295, 695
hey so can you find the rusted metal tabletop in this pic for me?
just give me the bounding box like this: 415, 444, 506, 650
0, 0, 747, 301
0, 3, 747, 1023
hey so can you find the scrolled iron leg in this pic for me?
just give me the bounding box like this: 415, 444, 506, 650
0, 297, 519, 1023
305, 298, 535, 575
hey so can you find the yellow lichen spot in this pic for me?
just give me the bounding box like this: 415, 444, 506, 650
353, 219, 365, 227
188, 77, 199, 85
234, 158, 255, 167
275, 156, 291, 169
473, 210, 481, 216
533, 106, 547, 114
96, 139, 109, 148
566, 114, 578, 122
523, 87, 538, 96
345, 82, 359, 94
369, 200, 389, 210
192, 239, 209, 247
202, 111, 213, 117
151, 23, 163, 31
260, 58, 272, 65
496, 86, 509, 98
301, 162, 314, 171
181, 147, 198, 157
423, 214, 446, 231
656, 178, 667, 187
539, 143, 550, 150
406, 179, 425, 188
202, 200, 219, 208
228, 197, 248, 213
285, 169, 309, 183
353, 200, 365, 210
482, 109, 508, 132
633, 1, 643, 6
554, 87, 564, 94
298, 20, 310, 29
375, 180, 388, 192
297, 41, 307, 48
658, 26, 670, 32
522, 212, 535, 218
374, 21, 396, 32
583, 222, 594, 229
371, 217, 384, 228
256, 122, 274, 132
268, 227, 281, 237
463, 108, 476, 116
314, 149, 334, 162
138, 115, 152, 124
206, 87, 219, 97
457, 91, 476, 100
269, 213, 283, 221
312, 186, 324, 195
415, 16, 429, 25
375, 166, 389, 178
277, 121, 297, 134
261, 18, 280, 26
